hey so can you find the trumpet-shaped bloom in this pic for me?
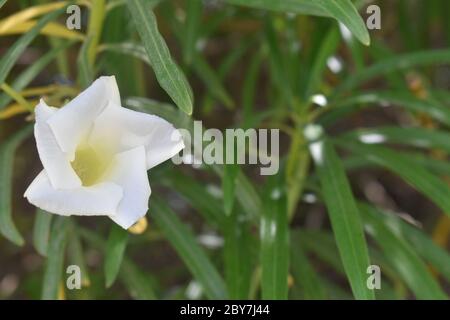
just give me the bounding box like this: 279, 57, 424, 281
24, 76, 184, 229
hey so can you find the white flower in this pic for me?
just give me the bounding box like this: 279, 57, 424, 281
24, 76, 184, 229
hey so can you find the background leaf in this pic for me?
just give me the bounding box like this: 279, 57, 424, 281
151, 198, 227, 299
311, 138, 374, 300
104, 224, 129, 288
0, 125, 32, 246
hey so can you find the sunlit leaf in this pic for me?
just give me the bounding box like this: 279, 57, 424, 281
127, 0, 194, 114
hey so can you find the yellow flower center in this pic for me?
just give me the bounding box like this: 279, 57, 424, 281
71, 144, 111, 186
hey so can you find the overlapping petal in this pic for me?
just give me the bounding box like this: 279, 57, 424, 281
107, 146, 151, 229
34, 100, 81, 189
46, 76, 120, 159
24, 170, 123, 216
89, 103, 184, 169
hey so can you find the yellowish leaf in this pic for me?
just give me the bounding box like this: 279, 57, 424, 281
0, 2, 67, 33
0, 103, 28, 119
0, 0, 90, 33
0, 21, 84, 40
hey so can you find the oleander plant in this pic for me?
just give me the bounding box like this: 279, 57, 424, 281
0, 0, 449, 300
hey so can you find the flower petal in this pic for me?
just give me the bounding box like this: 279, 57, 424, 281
89, 104, 184, 169
34, 99, 81, 189
107, 146, 151, 229
24, 170, 123, 216
46, 76, 120, 159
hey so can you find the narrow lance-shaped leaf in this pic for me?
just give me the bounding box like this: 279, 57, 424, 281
315, 0, 370, 46
224, 211, 254, 299
311, 137, 374, 300
0, 125, 33, 246
41, 216, 70, 300
334, 49, 450, 95
323, 91, 450, 127
225, 0, 369, 45
0, 40, 75, 109
339, 126, 450, 153
120, 259, 157, 299
290, 233, 327, 299
304, 27, 340, 99
260, 175, 289, 300
338, 141, 450, 218
67, 226, 90, 287
362, 204, 450, 284
33, 209, 53, 256
77, 36, 94, 88
360, 204, 447, 299
127, 0, 194, 114
78, 227, 156, 299
225, 0, 328, 17
104, 224, 129, 288
183, 0, 202, 65
0, 5, 66, 84
223, 140, 239, 216
151, 197, 227, 299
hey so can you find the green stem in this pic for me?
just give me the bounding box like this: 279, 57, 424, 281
87, 0, 106, 68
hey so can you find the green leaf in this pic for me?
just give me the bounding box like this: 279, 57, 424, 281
0, 40, 75, 109
67, 227, 90, 287
224, 211, 254, 299
162, 171, 225, 228
125, 97, 263, 221
192, 56, 234, 109
363, 204, 450, 284
77, 226, 156, 299
151, 197, 227, 299
41, 216, 69, 300
304, 27, 340, 99
223, 164, 239, 216
183, 0, 202, 65
360, 204, 447, 299
316, 0, 370, 46
340, 126, 450, 152
335, 49, 450, 95
0, 125, 32, 246
127, 0, 194, 114
0, 6, 66, 84
291, 232, 327, 299
311, 138, 374, 299
120, 259, 157, 299
0, 0, 7, 10
322, 91, 450, 126
104, 224, 129, 288
77, 36, 94, 88
32, 209, 53, 256
225, 0, 328, 16
260, 176, 289, 299
338, 141, 450, 218
225, 0, 369, 45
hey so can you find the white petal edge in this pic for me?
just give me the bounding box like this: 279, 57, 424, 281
34, 99, 82, 189
89, 103, 185, 170
24, 170, 123, 216
107, 146, 151, 229
46, 76, 121, 159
